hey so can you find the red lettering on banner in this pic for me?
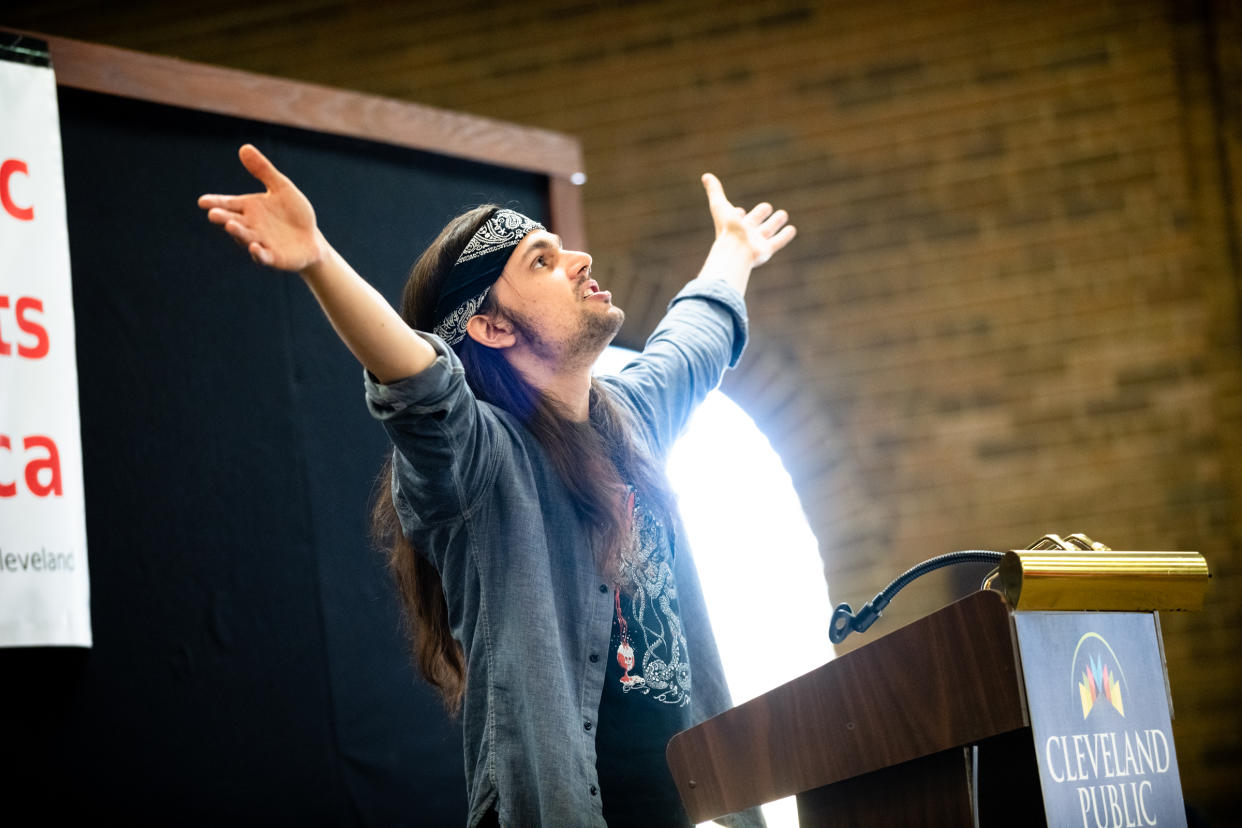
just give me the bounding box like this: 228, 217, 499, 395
1, 159, 35, 221
0, 435, 13, 497
15, 297, 49, 359
0, 295, 50, 359
1, 160, 35, 222
0, 434, 63, 497
24, 436, 62, 496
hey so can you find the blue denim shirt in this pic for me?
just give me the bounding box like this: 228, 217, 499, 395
365, 279, 762, 827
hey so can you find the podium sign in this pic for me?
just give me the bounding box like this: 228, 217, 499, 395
1015, 612, 1186, 828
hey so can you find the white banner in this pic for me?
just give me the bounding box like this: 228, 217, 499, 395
0, 47, 91, 647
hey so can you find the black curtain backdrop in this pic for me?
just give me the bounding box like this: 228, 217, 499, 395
0, 87, 548, 826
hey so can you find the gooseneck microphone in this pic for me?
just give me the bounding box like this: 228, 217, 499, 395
829, 550, 1005, 644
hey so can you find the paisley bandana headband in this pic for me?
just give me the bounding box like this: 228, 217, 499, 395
432, 209, 545, 347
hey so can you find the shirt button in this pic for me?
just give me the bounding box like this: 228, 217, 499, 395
589, 653, 599, 663
589, 785, 598, 796
584, 720, 593, 731
599, 584, 608, 593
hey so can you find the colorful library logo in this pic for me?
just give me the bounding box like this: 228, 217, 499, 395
1070, 632, 1127, 719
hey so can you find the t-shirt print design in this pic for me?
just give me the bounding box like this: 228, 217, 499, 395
614, 491, 691, 706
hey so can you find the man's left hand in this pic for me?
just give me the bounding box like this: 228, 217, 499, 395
701, 173, 797, 267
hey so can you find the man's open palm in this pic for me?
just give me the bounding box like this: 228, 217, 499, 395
198, 144, 324, 272
701, 172, 796, 267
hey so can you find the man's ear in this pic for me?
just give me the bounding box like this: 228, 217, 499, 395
465, 313, 516, 349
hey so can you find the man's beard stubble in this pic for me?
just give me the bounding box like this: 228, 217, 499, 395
506, 302, 626, 371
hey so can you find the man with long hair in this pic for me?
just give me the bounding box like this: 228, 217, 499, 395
199, 145, 795, 826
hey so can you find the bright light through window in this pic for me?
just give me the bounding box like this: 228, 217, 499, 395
596, 347, 833, 828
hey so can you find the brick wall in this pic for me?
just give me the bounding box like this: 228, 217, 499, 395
11, 0, 1240, 818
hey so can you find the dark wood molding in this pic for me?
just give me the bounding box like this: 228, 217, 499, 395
548, 175, 588, 251
21, 30, 584, 182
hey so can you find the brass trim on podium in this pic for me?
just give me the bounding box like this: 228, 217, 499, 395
999, 549, 1210, 611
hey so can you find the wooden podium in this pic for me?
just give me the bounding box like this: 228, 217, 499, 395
667, 545, 1208, 827
668, 590, 1043, 825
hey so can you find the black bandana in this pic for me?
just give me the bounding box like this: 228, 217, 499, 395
432, 209, 545, 346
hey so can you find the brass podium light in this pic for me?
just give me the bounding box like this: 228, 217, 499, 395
998, 533, 1210, 611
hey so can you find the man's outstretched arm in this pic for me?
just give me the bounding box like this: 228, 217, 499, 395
601, 175, 797, 457
696, 172, 796, 297
197, 144, 436, 383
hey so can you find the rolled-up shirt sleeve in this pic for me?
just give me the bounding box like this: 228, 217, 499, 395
365, 332, 502, 530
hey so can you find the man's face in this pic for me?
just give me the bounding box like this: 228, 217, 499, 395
488, 229, 625, 369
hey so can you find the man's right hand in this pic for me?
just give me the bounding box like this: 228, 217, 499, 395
198, 144, 327, 273
199, 144, 435, 382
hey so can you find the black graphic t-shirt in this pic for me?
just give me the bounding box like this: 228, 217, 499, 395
595, 491, 694, 826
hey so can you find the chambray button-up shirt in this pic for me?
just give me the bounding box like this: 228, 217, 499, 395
366, 279, 763, 827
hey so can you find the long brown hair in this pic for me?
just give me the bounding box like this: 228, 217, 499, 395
371, 206, 675, 715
